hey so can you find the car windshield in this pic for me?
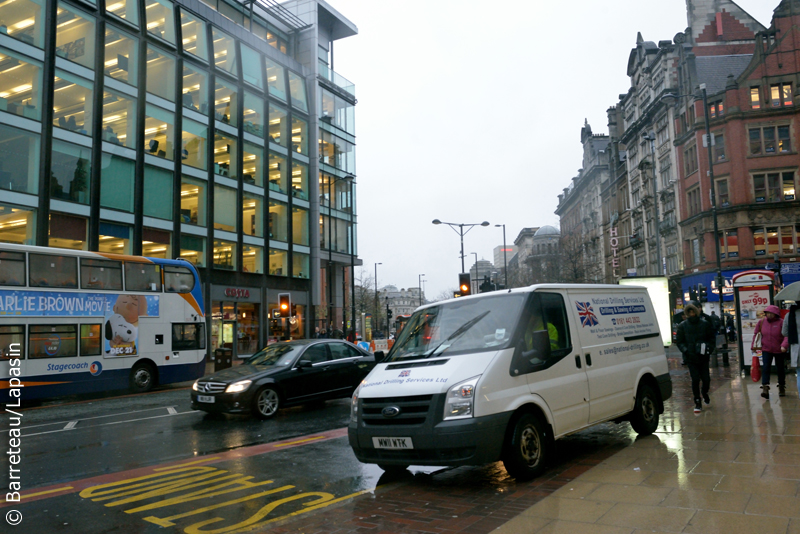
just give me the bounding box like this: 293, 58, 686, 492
245, 344, 301, 367
387, 293, 527, 362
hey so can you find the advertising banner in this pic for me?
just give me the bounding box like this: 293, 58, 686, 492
738, 286, 771, 359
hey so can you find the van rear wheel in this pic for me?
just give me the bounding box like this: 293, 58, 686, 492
630, 384, 660, 436
502, 412, 549, 480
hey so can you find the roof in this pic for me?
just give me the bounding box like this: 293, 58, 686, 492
695, 55, 753, 95
534, 225, 560, 237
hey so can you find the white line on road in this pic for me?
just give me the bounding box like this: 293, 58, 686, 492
22, 406, 181, 429
23, 411, 199, 438
63, 421, 78, 430
167, 407, 178, 415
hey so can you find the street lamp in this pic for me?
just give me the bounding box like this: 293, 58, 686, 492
418, 273, 425, 307
346, 176, 356, 341
327, 174, 353, 335
495, 223, 507, 288
432, 219, 490, 273
374, 262, 381, 339
642, 131, 664, 277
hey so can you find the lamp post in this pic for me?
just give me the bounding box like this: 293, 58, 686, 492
495, 224, 508, 288
327, 174, 353, 335
471, 252, 479, 294
418, 273, 425, 307
642, 131, 664, 277
432, 219, 490, 273
347, 176, 356, 341
374, 262, 381, 339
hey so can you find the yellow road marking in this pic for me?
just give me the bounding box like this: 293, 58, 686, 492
152, 457, 222, 470
22, 486, 74, 499
272, 436, 326, 448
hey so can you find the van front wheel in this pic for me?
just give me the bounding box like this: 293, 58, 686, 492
629, 384, 659, 435
502, 413, 549, 480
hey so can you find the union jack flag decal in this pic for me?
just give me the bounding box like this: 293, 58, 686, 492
576, 301, 599, 327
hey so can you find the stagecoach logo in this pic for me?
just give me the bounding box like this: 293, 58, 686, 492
90, 361, 103, 376
382, 406, 401, 418
224, 288, 250, 298
398, 370, 410, 377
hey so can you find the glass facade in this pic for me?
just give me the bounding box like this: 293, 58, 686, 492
53, 70, 93, 135
0, 49, 42, 121
104, 25, 138, 85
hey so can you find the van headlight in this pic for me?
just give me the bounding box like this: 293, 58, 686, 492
350, 383, 361, 423
225, 380, 252, 393
444, 376, 480, 420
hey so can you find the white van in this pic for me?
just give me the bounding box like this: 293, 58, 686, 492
348, 284, 671, 480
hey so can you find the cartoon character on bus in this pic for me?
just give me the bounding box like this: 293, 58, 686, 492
104, 295, 149, 356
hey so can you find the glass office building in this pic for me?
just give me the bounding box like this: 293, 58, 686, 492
0, 0, 359, 357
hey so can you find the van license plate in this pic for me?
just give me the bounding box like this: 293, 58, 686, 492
372, 437, 413, 449
197, 395, 215, 403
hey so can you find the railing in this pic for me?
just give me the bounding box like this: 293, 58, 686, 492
318, 60, 355, 97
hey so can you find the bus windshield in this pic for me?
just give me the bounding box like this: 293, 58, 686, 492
388, 293, 527, 362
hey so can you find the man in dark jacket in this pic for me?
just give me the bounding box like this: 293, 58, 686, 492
675, 301, 716, 413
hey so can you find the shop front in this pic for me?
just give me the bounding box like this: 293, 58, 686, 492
210, 285, 262, 360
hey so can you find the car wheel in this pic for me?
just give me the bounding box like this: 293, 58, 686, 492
129, 362, 156, 393
629, 383, 660, 436
252, 387, 280, 419
502, 412, 549, 481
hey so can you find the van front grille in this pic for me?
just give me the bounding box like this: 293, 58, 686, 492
361, 395, 433, 426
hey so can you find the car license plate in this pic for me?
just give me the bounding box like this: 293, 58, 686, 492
372, 437, 413, 449
197, 395, 215, 403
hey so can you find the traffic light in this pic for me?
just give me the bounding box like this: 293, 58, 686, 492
697, 283, 708, 303
689, 285, 698, 302
387, 309, 393, 319
458, 273, 471, 296
278, 293, 291, 318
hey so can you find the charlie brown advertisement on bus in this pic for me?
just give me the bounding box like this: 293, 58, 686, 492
104, 294, 159, 356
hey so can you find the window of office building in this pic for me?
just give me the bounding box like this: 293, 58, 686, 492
179, 9, 207, 61
53, 70, 92, 135
143, 165, 173, 219
100, 154, 134, 212
683, 144, 698, 175
181, 234, 205, 266
213, 184, 236, 232
182, 63, 208, 113
214, 77, 237, 126
241, 45, 262, 89
104, 25, 138, 85
242, 244, 263, 274
293, 252, 308, 279
718, 229, 738, 258
771, 83, 793, 107
213, 131, 237, 179
713, 133, 725, 161
319, 130, 355, 173
180, 176, 206, 226
0, 123, 39, 195
0, 49, 42, 121
0, 204, 36, 245
107, 0, 138, 26
268, 200, 287, 242
717, 178, 730, 207
102, 90, 136, 148
55, 3, 95, 69
687, 187, 701, 216
243, 92, 264, 137
144, 104, 174, 160
291, 116, 307, 155
291, 161, 307, 200
753, 172, 795, 202
242, 142, 262, 187
212, 28, 237, 77
144, 0, 175, 44
146, 46, 175, 101
0, 0, 45, 48
749, 125, 791, 155
287, 71, 307, 112
268, 104, 287, 146
99, 222, 131, 254
265, 57, 286, 101
182, 117, 207, 170
212, 239, 236, 270
750, 87, 761, 109
142, 228, 171, 258
48, 213, 86, 250
268, 248, 287, 276
292, 206, 308, 246
51, 140, 90, 204
268, 152, 286, 194
243, 192, 262, 237
319, 86, 354, 135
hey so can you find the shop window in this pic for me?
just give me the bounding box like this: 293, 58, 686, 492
292, 251, 308, 279
291, 161, 308, 200
164, 265, 194, 292
80, 324, 101, 356
265, 57, 286, 101
48, 213, 86, 250
0, 124, 40, 195
107, 0, 138, 26
212, 28, 237, 77
771, 83, 793, 107
0, 49, 43, 121
51, 140, 91, 204
182, 63, 208, 113
0, 251, 25, 285
179, 10, 207, 61
268, 104, 287, 146
213, 239, 236, 270
146, 46, 176, 101
243, 192, 263, 237
104, 25, 138, 85
242, 142, 262, 187
292, 206, 308, 246
268, 152, 286, 194
172, 323, 205, 350
241, 44, 263, 89
268, 200, 287, 242
243, 92, 264, 137
53, 70, 93, 135
29, 253, 77, 288
214, 131, 237, 179
102, 90, 137, 148
182, 117, 207, 170
213, 184, 236, 232
214, 78, 238, 126
144, 104, 174, 160
0, 0, 46, 48
99, 222, 131, 254
55, 3, 96, 69
143, 165, 173, 219
180, 176, 206, 226
144, 0, 175, 44
142, 228, 171, 258
100, 154, 135, 212
269, 249, 287, 276
0, 325, 25, 360
124, 261, 161, 291
180, 234, 205, 267
287, 71, 307, 112
236, 303, 258, 354
242, 244, 263, 274
80, 258, 122, 290
29, 325, 77, 359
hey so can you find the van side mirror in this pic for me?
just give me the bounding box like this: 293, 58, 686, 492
510, 330, 550, 377
374, 350, 385, 363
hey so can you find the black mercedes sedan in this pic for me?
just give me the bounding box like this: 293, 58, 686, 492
191, 339, 375, 419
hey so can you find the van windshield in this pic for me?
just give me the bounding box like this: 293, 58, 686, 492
388, 293, 526, 361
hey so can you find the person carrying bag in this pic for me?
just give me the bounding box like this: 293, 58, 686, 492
752, 305, 786, 399
780, 304, 800, 399
675, 302, 716, 413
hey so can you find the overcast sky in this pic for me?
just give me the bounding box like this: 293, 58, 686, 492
325, 0, 775, 299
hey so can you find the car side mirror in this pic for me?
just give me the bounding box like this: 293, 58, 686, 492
510, 330, 550, 377
296, 360, 313, 369
374, 350, 385, 363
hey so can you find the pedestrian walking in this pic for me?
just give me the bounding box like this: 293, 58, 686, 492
709, 311, 722, 334
753, 305, 786, 399
675, 302, 716, 413
781, 304, 800, 398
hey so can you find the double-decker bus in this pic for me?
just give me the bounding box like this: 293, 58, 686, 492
0, 244, 206, 402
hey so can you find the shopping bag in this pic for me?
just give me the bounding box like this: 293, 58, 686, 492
751, 355, 761, 382
752, 331, 762, 350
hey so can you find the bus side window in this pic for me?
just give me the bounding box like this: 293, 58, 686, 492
80, 259, 123, 290
0, 252, 26, 286
164, 266, 195, 293
172, 323, 205, 350
125, 263, 162, 292
29, 254, 78, 288
29, 325, 78, 359
80, 324, 102, 356
0, 325, 25, 360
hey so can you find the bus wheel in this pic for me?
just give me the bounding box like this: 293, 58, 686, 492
252, 387, 280, 419
502, 412, 550, 481
130, 362, 156, 393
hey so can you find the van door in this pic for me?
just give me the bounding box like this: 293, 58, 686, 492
521, 292, 589, 436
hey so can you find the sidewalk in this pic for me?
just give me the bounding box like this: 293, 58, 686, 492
495, 355, 800, 534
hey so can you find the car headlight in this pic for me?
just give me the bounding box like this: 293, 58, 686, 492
225, 380, 252, 393
350, 383, 362, 423
443, 376, 480, 420
192, 381, 199, 391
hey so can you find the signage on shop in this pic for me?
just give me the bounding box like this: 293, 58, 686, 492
210, 285, 260, 303
609, 227, 620, 278
224, 288, 250, 298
